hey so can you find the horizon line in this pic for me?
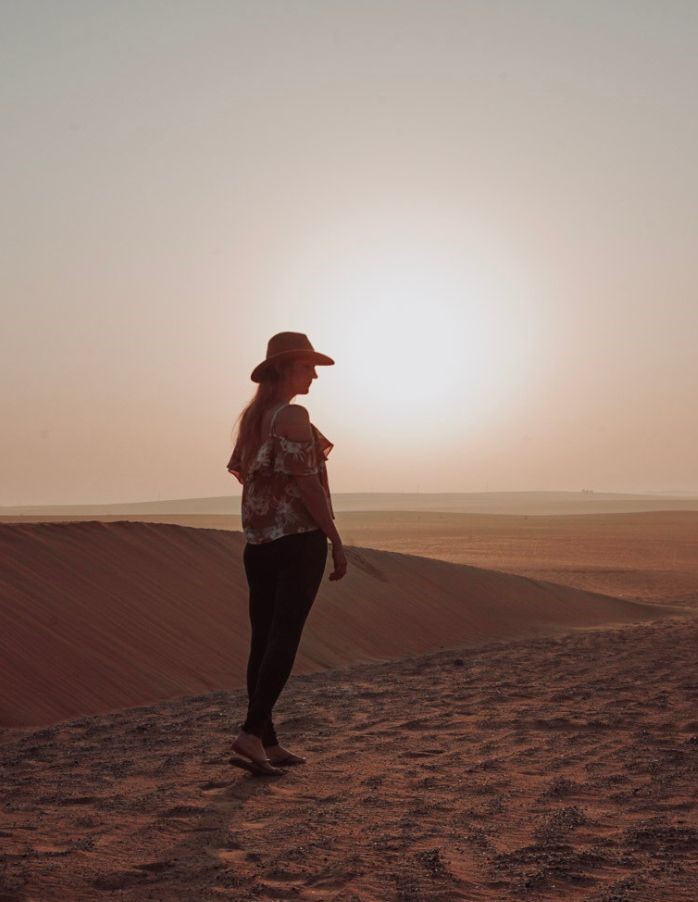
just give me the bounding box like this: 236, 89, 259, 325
3, 488, 698, 512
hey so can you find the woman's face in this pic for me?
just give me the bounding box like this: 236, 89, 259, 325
283, 358, 318, 396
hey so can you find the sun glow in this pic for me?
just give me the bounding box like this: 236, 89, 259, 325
295, 231, 536, 442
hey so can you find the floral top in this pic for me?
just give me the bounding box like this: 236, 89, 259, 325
227, 403, 334, 544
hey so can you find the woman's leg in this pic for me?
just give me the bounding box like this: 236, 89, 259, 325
243, 543, 276, 701
232, 540, 284, 772
243, 530, 327, 737
243, 541, 281, 747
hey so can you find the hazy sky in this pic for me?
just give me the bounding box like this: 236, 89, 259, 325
2, 0, 697, 505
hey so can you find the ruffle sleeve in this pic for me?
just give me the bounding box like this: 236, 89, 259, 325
226, 444, 245, 485
273, 425, 333, 477
312, 425, 334, 462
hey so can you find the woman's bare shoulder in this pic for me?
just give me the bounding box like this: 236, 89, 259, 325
275, 404, 313, 441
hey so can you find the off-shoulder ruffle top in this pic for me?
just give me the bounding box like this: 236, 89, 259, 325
227, 402, 334, 544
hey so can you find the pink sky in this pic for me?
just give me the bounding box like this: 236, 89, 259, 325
2, 1, 697, 505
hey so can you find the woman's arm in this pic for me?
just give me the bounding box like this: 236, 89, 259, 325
279, 404, 347, 580
294, 474, 341, 546
294, 475, 347, 581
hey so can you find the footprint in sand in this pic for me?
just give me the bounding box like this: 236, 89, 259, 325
399, 747, 446, 758
57, 795, 98, 806
135, 860, 175, 873
199, 779, 231, 791
93, 871, 149, 891
162, 804, 208, 817
91, 863, 174, 892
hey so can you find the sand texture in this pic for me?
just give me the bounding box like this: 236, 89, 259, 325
1, 617, 696, 900
0, 521, 670, 728
1, 512, 697, 900
7, 508, 695, 604
334, 510, 698, 605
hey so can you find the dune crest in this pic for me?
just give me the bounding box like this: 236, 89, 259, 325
0, 521, 670, 728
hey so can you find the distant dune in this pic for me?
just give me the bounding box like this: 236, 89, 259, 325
2, 489, 698, 518
0, 521, 670, 729
336, 509, 698, 605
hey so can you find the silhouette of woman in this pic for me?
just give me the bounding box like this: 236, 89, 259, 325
226, 332, 347, 775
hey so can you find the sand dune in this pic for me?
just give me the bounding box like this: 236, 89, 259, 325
334, 509, 698, 604
0, 520, 669, 728
7, 508, 696, 604
2, 518, 696, 900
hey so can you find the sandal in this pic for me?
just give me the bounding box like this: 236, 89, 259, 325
266, 751, 306, 766
229, 753, 286, 776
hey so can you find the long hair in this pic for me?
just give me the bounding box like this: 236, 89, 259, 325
230, 358, 295, 479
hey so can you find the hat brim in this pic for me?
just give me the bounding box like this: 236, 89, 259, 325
251, 349, 335, 383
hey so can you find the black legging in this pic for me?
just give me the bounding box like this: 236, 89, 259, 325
242, 528, 328, 745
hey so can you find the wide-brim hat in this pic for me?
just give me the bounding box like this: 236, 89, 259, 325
251, 331, 335, 383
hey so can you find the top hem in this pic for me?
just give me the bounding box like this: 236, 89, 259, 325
244, 526, 325, 545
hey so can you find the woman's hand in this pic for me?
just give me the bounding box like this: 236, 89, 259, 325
329, 542, 347, 581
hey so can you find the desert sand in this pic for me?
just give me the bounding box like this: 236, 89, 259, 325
0, 520, 677, 729
1, 511, 697, 900
6, 506, 697, 603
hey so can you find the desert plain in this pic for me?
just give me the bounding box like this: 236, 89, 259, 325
1, 496, 697, 900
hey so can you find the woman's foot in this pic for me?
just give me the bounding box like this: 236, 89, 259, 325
264, 743, 307, 766
231, 731, 286, 775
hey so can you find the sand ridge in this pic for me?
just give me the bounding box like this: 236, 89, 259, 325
0, 520, 672, 728
337, 510, 698, 605
7, 508, 695, 603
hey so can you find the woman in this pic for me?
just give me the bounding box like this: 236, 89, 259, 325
226, 331, 347, 776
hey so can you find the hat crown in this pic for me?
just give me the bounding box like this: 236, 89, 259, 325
250, 331, 333, 382
265, 332, 315, 360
